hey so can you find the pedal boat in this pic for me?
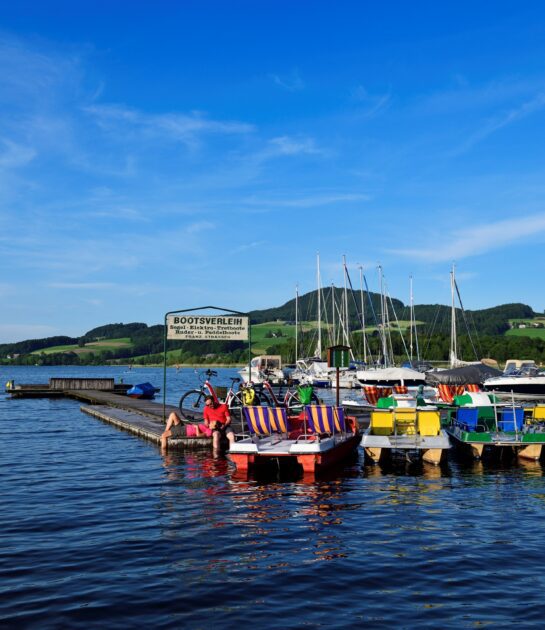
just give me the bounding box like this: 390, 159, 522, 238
361, 395, 450, 465
445, 393, 545, 460
229, 405, 360, 474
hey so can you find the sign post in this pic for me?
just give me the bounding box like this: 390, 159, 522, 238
162, 307, 250, 422
327, 345, 351, 407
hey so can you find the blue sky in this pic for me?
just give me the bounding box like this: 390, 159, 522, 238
1, 1, 545, 342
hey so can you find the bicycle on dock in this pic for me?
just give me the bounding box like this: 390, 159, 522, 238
178, 369, 263, 422
258, 378, 321, 412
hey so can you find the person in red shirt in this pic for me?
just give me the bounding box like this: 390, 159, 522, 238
203, 395, 235, 451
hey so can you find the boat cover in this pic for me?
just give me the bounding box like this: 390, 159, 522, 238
426, 364, 502, 385
356, 367, 426, 383
127, 382, 159, 396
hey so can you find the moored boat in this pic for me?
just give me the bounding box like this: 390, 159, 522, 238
444, 392, 545, 460
126, 382, 160, 399
238, 355, 286, 385
361, 398, 450, 465
483, 360, 545, 396
229, 404, 360, 474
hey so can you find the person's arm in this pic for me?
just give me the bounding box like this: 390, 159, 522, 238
203, 407, 210, 428
223, 407, 232, 427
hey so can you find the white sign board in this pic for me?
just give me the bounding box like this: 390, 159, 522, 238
167, 315, 249, 341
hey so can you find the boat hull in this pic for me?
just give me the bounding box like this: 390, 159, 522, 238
229, 433, 360, 474
445, 425, 545, 460
361, 430, 450, 465
484, 378, 545, 396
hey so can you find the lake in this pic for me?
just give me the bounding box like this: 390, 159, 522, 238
2, 365, 545, 628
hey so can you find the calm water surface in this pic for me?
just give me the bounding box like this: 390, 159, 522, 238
2, 366, 545, 628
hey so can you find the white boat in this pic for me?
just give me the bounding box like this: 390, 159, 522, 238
238, 355, 285, 385
483, 360, 545, 396
290, 358, 332, 388
356, 365, 426, 387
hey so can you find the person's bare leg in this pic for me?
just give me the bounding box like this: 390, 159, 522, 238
161, 430, 172, 450
212, 430, 221, 450
165, 412, 178, 431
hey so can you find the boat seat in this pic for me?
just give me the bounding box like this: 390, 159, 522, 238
243, 406, 272, 436
531, 406, 545, 422
394, 409, 417, 435
242, 406, 292, 437
417, 410, 441, 436
370, 410, 394, 435
304, 405, 345, 436
267, 407, 291, 434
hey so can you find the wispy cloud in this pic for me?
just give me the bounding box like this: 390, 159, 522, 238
416, 76, 545, 115
0, 138, 36, 168
390, 213, 545, 262
48, 282, 117, 289
452, 91, 545, 155
269, 69, 304, 91
84, 104, 255, 148
349, 85, 391, 118
242, 192, 369, 209
230, 240, 266, 254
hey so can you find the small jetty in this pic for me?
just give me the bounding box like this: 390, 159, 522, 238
5, 378, 369, 453
4, 377, 235, 450
81, 405, 211, 449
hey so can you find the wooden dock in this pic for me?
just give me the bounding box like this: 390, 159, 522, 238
81, 405, 212, 449
5, 378, 247, 451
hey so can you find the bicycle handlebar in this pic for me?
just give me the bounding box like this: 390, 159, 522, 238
205, 369, 218, 377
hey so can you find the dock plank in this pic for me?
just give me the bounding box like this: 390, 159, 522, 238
80, 405, 213, 450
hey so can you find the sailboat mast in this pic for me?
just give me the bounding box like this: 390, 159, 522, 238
379, 265, 388, 366
450, 264, 457, 368
409, 275, 414, 363
343, 255, 350, 347
316, 252, 322, 359
295, 284, 299, 364
359, 265, 367, 363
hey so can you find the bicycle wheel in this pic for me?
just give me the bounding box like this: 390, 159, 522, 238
227, 391, 245, 410
285, 391, 320, 412
256, 391, 272, 407
179, 389, 206, 422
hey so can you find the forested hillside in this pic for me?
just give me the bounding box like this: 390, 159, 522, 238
0, 289, 542, 366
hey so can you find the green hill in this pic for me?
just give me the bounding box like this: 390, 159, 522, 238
0, 289, 542, 366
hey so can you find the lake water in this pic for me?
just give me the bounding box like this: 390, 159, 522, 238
2, 365, 545, 628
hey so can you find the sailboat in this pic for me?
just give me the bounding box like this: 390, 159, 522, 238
290, 253, 332, 388
355, 266, 426, 389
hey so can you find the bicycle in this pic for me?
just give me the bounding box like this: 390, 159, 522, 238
178, 369, 262, 422
259, 378, 320, 412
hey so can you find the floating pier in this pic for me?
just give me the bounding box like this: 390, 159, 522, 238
81, 405, 211, 449
5, 378, 228, 451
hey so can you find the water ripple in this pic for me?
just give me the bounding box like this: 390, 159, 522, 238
3, 366, 545, 627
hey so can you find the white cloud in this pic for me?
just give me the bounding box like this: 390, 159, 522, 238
0, 139, 36, 168
243, 192, 369, 209
48, 282, 117, 289
84, 104, 255, 148
452, 91, 545, 155
267, 135, 322, 156
390, 213, 545, 262
349, 85, 391, 118
230, 240, 266, 254
269, 69, 304, 91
